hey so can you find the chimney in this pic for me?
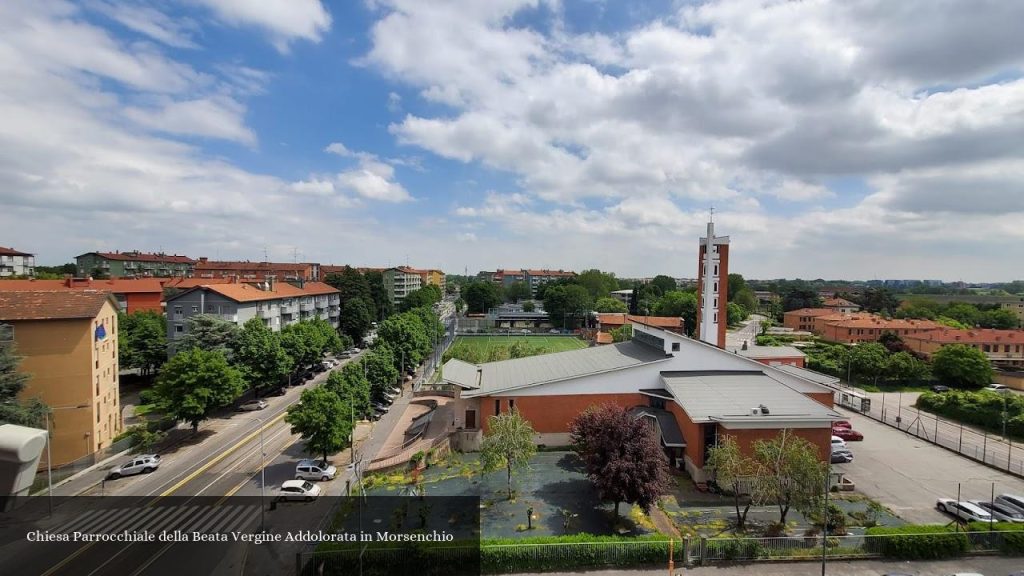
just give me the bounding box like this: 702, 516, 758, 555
268, 276, 275, 291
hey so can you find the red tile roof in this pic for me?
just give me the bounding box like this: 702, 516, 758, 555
596, 313, 684, 329
0, 278, 163, 293
194, 260, 311, 273
904, 328, 1024, 344
0, 290, 114, 321
783, 308, 837, 317
821, 314, 941, 330
0, 246, 32, 256
178, 281, 339, 303
159, 277, 238, 289
595, 332, 614, 344
823, 297, 858, 308
525, 269, 575, 277
82, 251, 195, 264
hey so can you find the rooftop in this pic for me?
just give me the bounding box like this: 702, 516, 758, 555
0, 246, 32, 257
0, 290, 115, 321
660, 371, 840, 423
80, 251, 195, 264
448, 340, 670, 396
194, 260, 312, 272
769, 364, 842, 387
784, 308, 838, 317
0, 278, 164, 293
168, 280, 339, 303
820, 314, 942, 330
904, 328, 1024, 344
726, 344, 806, 360
823, 297, 858, 308
597, 313, 683, 329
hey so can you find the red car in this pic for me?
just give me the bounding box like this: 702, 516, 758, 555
831, 427, 864, 441
832, 420, 852, 429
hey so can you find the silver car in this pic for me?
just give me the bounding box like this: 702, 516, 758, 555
108, 454, 161, 479
971, 500, 1024, 522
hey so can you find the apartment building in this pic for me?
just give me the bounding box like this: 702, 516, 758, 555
193, 258, 320, 282
477, 268, 576, 296
383, 266, 446, 305
904, 328, 1024, 369
816, 314, 941, 344
0, 277, 164, 314
1001, 298, 1024, 329
783, 308, 841, 332
822, 297, 860, 314
164, 278, 341, 346
0, 246, 35, 277
76, 251, 195, 278
0, 291, 121, 466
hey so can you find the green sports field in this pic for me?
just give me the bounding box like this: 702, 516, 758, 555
452, 335, 587, 354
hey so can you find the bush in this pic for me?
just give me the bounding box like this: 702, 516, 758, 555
480, 534, 675, 573
865, 525, 969, 559
138, 389, 157, 405
966, 521, 1024, 554
917, 390, 1024, 439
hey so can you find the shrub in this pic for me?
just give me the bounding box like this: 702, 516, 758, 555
966, 521, 1024, 554
865, 525, 969, 559
480, 534, 675, 573
138, 389, 157, 405
916, 390, 1024, 439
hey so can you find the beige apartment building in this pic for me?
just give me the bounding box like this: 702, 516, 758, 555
0, 290, 121, 466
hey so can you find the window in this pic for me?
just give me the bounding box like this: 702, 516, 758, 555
508, 399, 515, 411
495, 399, 501, 415
192, 305, 199, 313
96, 404, 100, 422
649, 396, 666, 409
672, 343, 680, 351
175, 324, 183, 333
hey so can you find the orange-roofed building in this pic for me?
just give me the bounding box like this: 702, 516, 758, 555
383, 266, 446, 305
783, 308, 837, 332
164, 277, 341, 348
596, 313, 685, 335
904, 328, 1024, 368
193, 257, 320, 282
0, 277, 164, 314
822, 297, 860, 314
817, 314, 941, 344
76, 251, 195, 278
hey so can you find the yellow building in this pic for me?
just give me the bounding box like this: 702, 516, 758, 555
425, 269, 446, 293
0, 290, 122, 466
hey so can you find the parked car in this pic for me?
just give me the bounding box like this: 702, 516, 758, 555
295, 459, 338, 481
269, 387, 287, 396
831, 449, 854, 464
832, 420, 852, 429
985, 384, 1010, 393
831, 436, 847, 450
238, 399, 268, 411
995, 493, 1024, 514
520, 329, 531, 334
936, 498, 992, 523
831, 427, 864, 441
931, 384, 951, 393
277, 480, 322, 501
549, 329, 560, 334
320, 360, 334, 370
971, 500, 1024, 522
372, 402, 390, 413
107, 454, 161, 479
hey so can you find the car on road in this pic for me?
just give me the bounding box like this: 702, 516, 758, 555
549, 329, 560, 334
238, 399, 268, 411
936, 498, 992, 523
372, 402, 390, 414
320, 360, 335, 370
971, 500, 1024, 522
995, 493, 1024, 514
108, 454, 161, 479
831, 449, 854, 464
277, 480, 322, 501
832, 420, 852, 429
295, 459, 338, 481
931, 384, 951, 393
831, 427, 864, 441
986, 384, 1010, 393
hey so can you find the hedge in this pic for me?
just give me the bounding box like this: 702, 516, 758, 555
916, 390, 1024, 439
481, 534, 677, 573
864, 525, 969, 559
966, 521, 1024, 554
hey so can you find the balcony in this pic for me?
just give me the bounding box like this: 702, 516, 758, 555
280, 303, 298, 314
300, 301, 315, 312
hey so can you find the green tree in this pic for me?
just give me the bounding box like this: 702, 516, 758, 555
849, 342, 889, 386
781, 283, 822, 312
594, 297, 629, 313
504, 281, 532, 303
576, 269, 620, 300
706, 435, 757, 531
324, 266, 372, 306
752, 429, 826, 525
610, 324, 633, 342
0, 323, 47, 427
481, 409, 538, 499
857, 287, 900, 316
400, 287, 441, 312
363, 269, 394, 320
943, 303, 981, 327
521, 301, 536, 312
118, 310, 167, 375
727, 302, 748, 326
932, 344, 994, 389
377, 313, 430, 371
650, 275, 677, 295
363, 347, 399, 399
727, 274, 747, 300
340, 297, 374, 341
886, 351, 930, 384
543, 284, 593, 329
286, 386, 352, 463
981, 308, 1019, 329
154, 348, 245, 432
654, 291, 698, 336
326, 362, 372, 419
279, 324, 312, 381
462, 281, 503, 314
733, 288, 759, 314
234, 317, 293, 394
175, 314, 239, 358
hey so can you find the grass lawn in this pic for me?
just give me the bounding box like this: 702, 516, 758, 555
452, 335, 587, 355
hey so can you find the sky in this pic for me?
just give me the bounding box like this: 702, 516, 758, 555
1, 0, 1023, 282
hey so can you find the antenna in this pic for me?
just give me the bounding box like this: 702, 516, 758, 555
292, 247, 299, 263
263, 246, 268, 262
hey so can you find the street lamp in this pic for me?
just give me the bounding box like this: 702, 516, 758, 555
243, 416, 266, 531
45, 403, 90, 515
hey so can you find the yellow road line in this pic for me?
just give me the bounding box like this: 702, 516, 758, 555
157, 411, 286, 499
39, 542, 95, 576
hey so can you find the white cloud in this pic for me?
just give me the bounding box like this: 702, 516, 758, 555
123, 96, 256, 145
325, 142, 354, 157
88, 1, 200, 49
336, 158, 413, 203
387, 91, 402, 113
189, 0, 331, 52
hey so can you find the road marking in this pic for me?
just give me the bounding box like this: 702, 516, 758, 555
127, 542, 173, 576
157, 411, 286, 498
39, 543, 95, 576
213, 427, 294, 504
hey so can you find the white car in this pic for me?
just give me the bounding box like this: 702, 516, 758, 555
985, 384, 1010, 393
278, 480, 322, 501
107, 454, 161, 479
936, 498, 992, 523
295, 459, 337, 481
831, 436, 847, 450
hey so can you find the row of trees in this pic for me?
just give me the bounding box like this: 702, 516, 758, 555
324, 266, 393, 341
805, 338, 993, 389
895, 297, 1019, 329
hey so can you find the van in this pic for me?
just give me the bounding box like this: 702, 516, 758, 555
295, 459, 337, 481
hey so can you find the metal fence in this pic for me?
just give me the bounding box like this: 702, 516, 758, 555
859, 392, 1024, 478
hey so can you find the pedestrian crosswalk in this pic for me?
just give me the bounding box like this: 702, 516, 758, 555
50, 503, 260, 537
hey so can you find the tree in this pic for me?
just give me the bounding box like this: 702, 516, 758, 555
610, 324, 633, 342
858, 287, 900, 316
0, 323, 47, 427
326, 363, 372, 419
981, 308, 1019, 329
594, 297, 628, 313
570, 404, 669, 520
363, 347, 399, 399
154, 348, 245, 432
377, 313, 430, 371
752, 429, 826, 525
234, 317, 293, 394
279, 324, 313, 380
118, 311, 167, 375
480, 410, 537, 499
324, 266, 372, 306
727, 302, 748, 326
849, 342, 889, 386
943, 303, 981, 327
932, 344, 994, 389
504, 281, 532, 303
400, 287, 441, 312
340, 297, 374, 342
705, 435, 756, 531
781, 283, 822, 312
462, 281, 503, 314
733, 288, 759, 314
650, 275, 677, 295
286, 386, 352, 462
654, 291, 698, 336
521, 301, 536, 312
176, 314, 239, 358
363, 270, 394, 320
886, 351, 930, 384
543, 284, 593, 329
727, 274, 747, 300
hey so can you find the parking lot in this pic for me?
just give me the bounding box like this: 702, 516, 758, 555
835, 405, 1024, 524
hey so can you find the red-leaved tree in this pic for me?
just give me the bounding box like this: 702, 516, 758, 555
569, 404, 669, 520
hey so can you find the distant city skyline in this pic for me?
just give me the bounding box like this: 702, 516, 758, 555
2, 1, 1023, 282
